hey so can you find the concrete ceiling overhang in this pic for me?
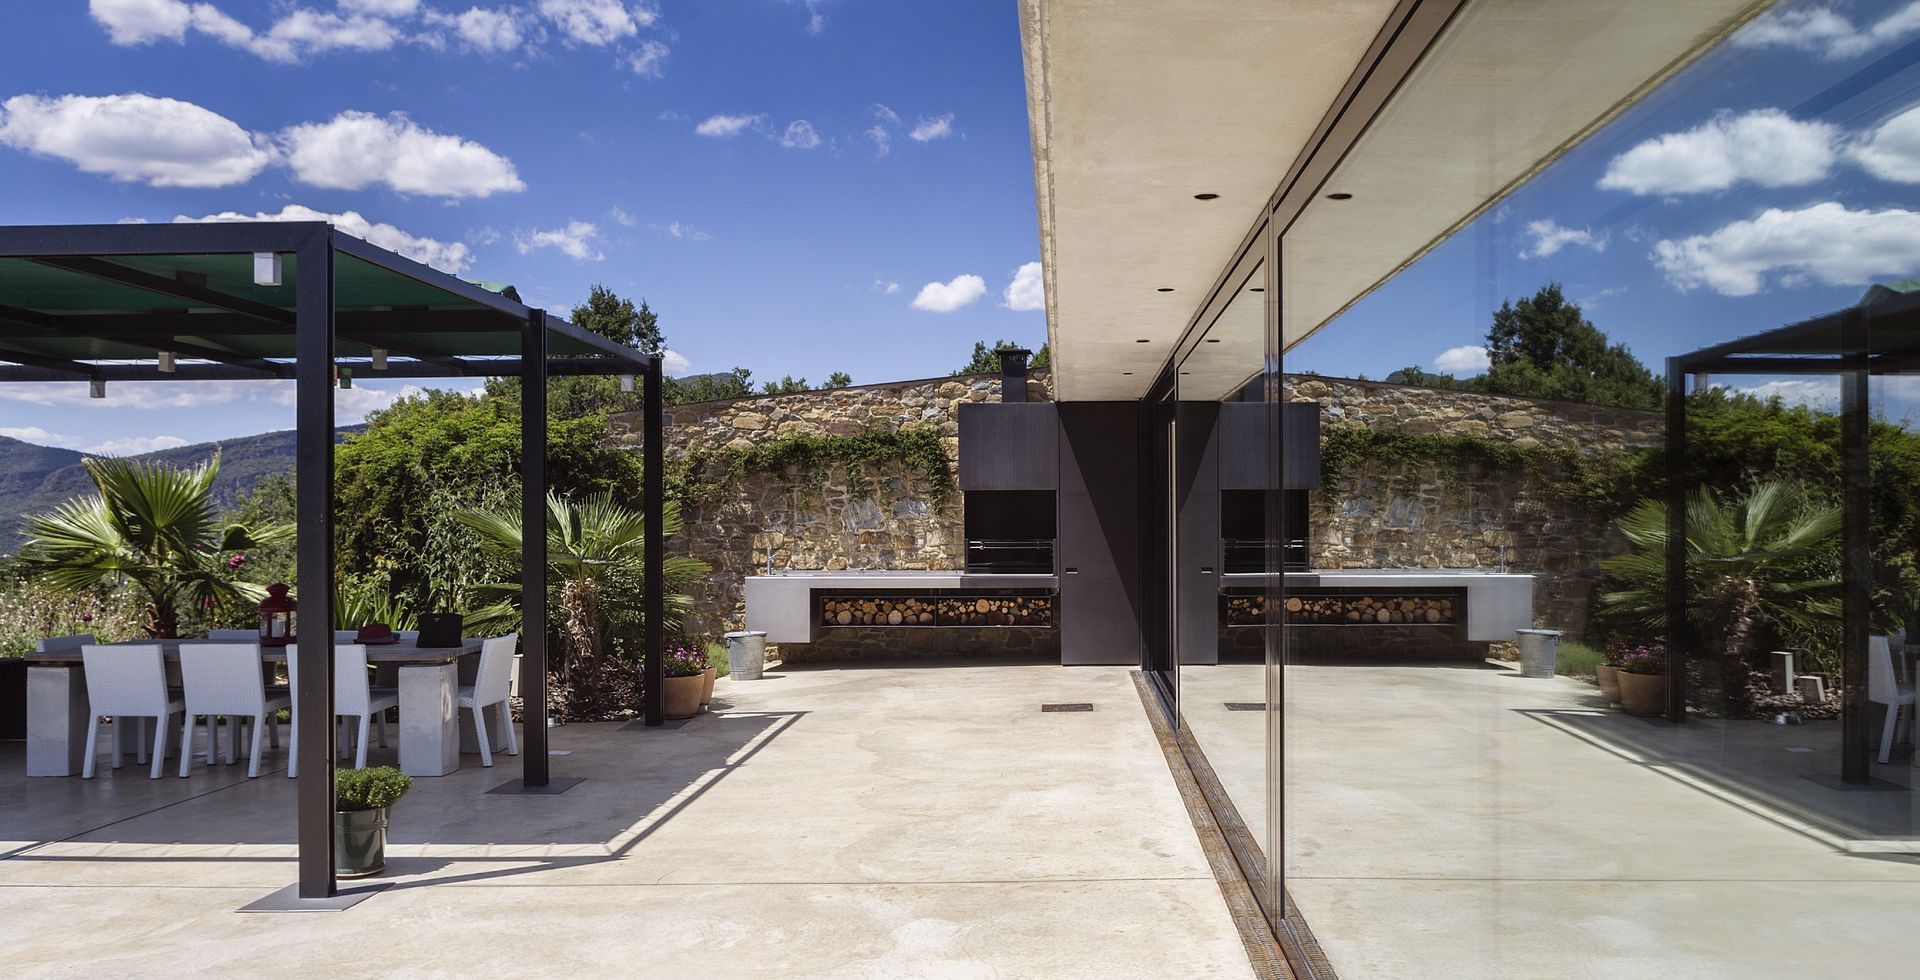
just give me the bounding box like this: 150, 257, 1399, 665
1023, 0, 1773, 402
1020, 0, 1399, 401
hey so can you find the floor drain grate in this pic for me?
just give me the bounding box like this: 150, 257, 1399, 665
1041, 702, 1095, 712
1223, 702, 1265, 711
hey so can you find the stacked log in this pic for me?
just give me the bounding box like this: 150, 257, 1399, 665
1222, 594, 1457, 627
819, 594, 1055, 628
821, 596, 939, 627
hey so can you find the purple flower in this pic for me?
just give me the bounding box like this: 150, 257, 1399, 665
80, 613, 94, 623
228, 553, 247, 570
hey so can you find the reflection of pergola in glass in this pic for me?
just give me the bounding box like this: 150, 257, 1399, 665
0, 222, 669, 908
1668, 283, 1920, 785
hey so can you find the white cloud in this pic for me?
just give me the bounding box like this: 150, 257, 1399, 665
0, 380, 261, 410
339, 0, 420, 15
608, 206, 636, 226
1434, 345, 1492, 375
789, 0, 827, 35
89, 0, 192, 44
628, 38, 669, 76
277, 111, 524, 198
910, 274, 986, 313
652, 221, 711, 242
1002, 261, 1044, 311
909, 113, 955, 142
865, 125, 891, 156
1732, 2, 1920, 60
174, 204, 474, 273
515, 220, 603, 260
1598, 109, 1839, 195
779, 119, 822, 149
1519, 219, 1607, 259
250, 9, 405, 62
426, 7, 525, 52
0, 425, 193, 456
1652, 202, 1920, 296
869, 104, 900, 126
871, 279, 900, 294
661, 350, 692, 376
539, 0, 641, 45
0, 93, 270, 188
1723, 378, 1840, 411
1852, 104, 1920, 183
695, 113, 763, 137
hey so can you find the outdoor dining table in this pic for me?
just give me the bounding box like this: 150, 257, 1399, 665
22, 637, 496, 779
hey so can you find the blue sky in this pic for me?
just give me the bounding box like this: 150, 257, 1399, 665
0, 0, 1043, 453
1291, 0, 1920, 421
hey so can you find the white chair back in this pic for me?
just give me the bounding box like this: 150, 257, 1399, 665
80, 644, 167, 716
286, 644, 373, 711
1870, 635, 1898, 701
206, 629, 258, 640
36, 633, 95, 653
179, 643, 266, 715
474, 634, 518, 705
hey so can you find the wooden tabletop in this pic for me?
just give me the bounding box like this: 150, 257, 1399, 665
22, 638, 484, 665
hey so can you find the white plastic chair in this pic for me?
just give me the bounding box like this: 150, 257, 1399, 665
178, 644, 291, 778
459, 634, 520, 767
1870, 635, 1916, 764
79, 645, 184, 779
206, 629, 258, 640
286, 644, 398, 775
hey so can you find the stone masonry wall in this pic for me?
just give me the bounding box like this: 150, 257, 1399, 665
609, 372, 1054, 661
608, 372, 1657, 660
1286, 376, 1663, 636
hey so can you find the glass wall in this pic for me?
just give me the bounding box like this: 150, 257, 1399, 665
1268, 0, 1920, 975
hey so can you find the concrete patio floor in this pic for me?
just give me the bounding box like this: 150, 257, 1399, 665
0, 659, 1251, 979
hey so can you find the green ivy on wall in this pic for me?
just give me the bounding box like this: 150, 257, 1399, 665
667, 425, 955, 513
1317, 424, 1657, 515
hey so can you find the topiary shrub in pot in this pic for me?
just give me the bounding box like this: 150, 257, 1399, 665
335, 766, 412, 878
663, 643, 710, 719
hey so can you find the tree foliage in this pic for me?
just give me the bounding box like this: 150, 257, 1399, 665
954, 340, 1049, 376
571, 284, 663, 352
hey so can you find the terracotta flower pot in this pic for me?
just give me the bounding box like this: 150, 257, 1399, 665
1595, 664, 1622, 703
701, 666, 716, 706
1617, 670, 1666, 717
663, 674, 705, 719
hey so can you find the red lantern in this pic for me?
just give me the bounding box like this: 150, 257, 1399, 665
259, 583, 296, 647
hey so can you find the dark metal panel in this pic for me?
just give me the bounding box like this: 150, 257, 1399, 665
293, 229, 336, 899
644, 353, 666, 726
1176, 401, 1221, 665
520, 311, 550, 786
1059, 402, 1144, 666
1221, 402, 1318, 491
1841, 316, 1871, 784
1663, 363, 1688, 724
0, 221, 324, 257
957, 402, 1059, 490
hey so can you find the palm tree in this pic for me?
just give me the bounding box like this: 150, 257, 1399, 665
455, 492, 709, 715
1598, 480, 1842, 712
19, 456, 293, 638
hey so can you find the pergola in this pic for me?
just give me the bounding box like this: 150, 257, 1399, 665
0, 221, 669, 908
1667, 284, 1920, 785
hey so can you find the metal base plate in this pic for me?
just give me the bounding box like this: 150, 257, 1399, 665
238, 881, 390, 912
486, 776, 585, 795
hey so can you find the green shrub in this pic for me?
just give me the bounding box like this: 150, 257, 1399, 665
335, 766, 412, 812
706, 641, 730, 678
1554, 640, 1607, 678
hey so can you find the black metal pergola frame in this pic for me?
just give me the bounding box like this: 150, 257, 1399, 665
1668, 288, 1920, 785
0, 221, 667, 908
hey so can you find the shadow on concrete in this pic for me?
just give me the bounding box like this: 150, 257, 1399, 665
1523, 706, 1920, 850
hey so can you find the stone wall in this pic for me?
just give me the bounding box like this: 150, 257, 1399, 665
608, 372, 1657, 660
608, 372, 1054, 660
1285, 376, 1662, 636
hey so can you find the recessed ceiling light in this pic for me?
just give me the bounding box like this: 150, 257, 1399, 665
1122, 371, 1134, 376
1135, 339, 1151, 343
1206, 338, 1221, 343
1156, 287, 1175, 293
1249, 287, 1266, 293
1180, 371, 1192, 375
1193, 193, 1220, 201
1325, 192, 1353, 200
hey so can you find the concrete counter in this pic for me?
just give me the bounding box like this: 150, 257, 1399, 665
746, 571, 1059, 643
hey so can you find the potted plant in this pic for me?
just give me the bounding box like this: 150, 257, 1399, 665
1615, 644, 1667, 717
1596, 644, 1625, 704
700, 641, 730, 707
663, 643, 710, 719
335, 765, 412, 878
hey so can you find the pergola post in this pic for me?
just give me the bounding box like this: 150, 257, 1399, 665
521, 310, 551, 786
1840, 311, 1871, 784
1662, 360, 1688, 723
294, 230, 339, 898
644, 352, 665, 727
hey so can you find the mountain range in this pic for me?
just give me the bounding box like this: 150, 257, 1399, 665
0, 428, 357, 554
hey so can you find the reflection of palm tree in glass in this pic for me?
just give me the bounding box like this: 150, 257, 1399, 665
1600, 480, 1841, 714
20, 455, 292, 638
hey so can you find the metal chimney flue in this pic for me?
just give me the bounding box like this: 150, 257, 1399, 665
998, 347, 1032, 403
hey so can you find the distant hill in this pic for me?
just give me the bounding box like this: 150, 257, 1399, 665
0, 427, 360, 554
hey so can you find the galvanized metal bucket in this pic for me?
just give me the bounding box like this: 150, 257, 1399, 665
1516, 629, 1564, 679
725, 630, 768, 680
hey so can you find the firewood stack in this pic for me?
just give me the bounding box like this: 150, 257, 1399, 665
820, 595, 1054, 627
1224, 594, 1457, 627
